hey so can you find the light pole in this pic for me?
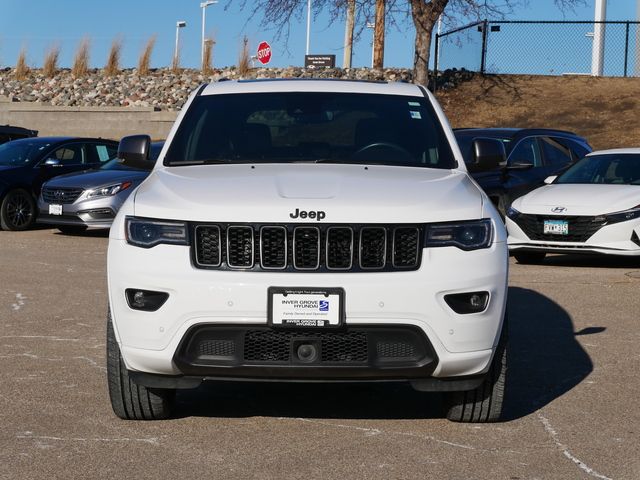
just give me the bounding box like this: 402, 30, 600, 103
366, 22, 375, 68
306, 0, 311, 55
174, 21, 187, 69
200, 0, 218, 70
591, 0, 606, 76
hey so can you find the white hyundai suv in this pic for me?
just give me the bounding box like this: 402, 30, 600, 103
107, 79, 509, 422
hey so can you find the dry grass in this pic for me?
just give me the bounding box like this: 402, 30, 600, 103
43, 44, 60, 78
171, 46, 181, 73
138, 35, 156, 76
72, 37, 91, 77
237, 36, 250, 77
437, 74, 640, 151
202, 37, 215, 75
15, 48, 29, 80
105, 37, 122, 76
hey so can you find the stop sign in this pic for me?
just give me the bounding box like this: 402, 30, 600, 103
257, 41, 272, 65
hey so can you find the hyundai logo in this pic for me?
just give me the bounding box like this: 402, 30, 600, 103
551, 206, 566, 213
54, 190, 65, 198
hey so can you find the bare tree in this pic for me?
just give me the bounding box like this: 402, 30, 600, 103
236, 0, 585, 85
343, 0, 356, 68
373, 0, 385, 68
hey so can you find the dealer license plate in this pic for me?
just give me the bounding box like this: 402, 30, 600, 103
49, 204, 63, 215
543, 219, 569, 235
268, 287, 344, 328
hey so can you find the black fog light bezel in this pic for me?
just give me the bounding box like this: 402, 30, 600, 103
125, 289, 169, 312
444, 291, 490, 314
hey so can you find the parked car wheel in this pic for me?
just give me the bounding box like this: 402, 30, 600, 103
57, 225, 88, 235
513, 252, 546, 264
444, 318, 508, 423
0, 189, 36, 231
107, 309, 175, 420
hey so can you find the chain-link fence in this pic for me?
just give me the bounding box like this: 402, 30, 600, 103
434, 20, 640, 88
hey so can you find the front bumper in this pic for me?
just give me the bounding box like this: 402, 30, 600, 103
507, 217, 640, 256
38, 195, 126, 228
108, 239, 508, 380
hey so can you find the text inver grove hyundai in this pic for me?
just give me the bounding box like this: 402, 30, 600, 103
107, 79, 509, 422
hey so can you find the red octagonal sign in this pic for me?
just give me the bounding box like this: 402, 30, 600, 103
257, 41, 272, 65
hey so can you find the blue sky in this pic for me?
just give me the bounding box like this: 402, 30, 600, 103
0, 0, 636, 70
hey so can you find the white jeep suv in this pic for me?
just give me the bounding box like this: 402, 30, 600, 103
107, 79, 509, 422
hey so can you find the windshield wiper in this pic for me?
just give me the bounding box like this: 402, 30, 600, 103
165, 159, 230, 166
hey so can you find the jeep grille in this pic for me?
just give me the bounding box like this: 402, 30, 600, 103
192, 223, 422, 272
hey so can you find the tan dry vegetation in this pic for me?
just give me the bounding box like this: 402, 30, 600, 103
203, 37, 215, 75
43, 44, 60, 78
138, 36, 156, 76
15, 48, 29, 80
105, 37, 122, 76
72, 38, 91, 77
237, 36, 250, 77
437, 74, 640, 151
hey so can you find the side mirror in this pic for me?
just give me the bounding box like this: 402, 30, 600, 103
43, 158, 61, 167
467, 138, 506, 173
544, 175, 557, 185
506, 161, 534, 171
118, 135, 151, 169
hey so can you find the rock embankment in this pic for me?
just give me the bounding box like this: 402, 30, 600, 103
0, 67, 416, 110
0, 67, 473, 110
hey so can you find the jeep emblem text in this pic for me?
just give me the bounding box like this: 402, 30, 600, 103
289, 208, 326, 221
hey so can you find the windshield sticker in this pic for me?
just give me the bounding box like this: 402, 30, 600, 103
408, 101, 421, 106
410, 111, 422, 120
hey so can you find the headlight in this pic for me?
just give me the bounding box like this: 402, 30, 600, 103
125, 217, 188, 248
424, 219, 493, 251
506, 206, 521, 219
87, 181, 132, 198
606, 205, 640, 224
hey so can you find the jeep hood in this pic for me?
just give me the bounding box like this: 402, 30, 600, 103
133, 164, 484, 223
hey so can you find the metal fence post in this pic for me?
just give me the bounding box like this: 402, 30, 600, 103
480, 19, 489, 74
433, 33, 440, 92
624, 21, 630, 77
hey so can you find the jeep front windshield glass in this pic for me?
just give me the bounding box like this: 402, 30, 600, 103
164, 92, 456, 169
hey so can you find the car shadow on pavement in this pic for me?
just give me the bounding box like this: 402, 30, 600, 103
502, 286, 596, 421
539, 253, 640, 269
173, 286, 596, 422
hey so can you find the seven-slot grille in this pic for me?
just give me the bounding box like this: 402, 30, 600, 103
193, 224, 422, 272
513, 214, 607, 242
42, 187, 84, 204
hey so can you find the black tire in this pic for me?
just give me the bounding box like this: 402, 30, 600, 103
0, 189, 36, 231
57, 225, 88, 235
106, 309, 175, 420
444, 319, 508, 423
513, 251, 546, 265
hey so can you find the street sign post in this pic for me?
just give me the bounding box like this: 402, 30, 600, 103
304, 55, 336, 68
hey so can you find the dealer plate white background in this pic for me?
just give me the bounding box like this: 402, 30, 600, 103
271, 292, 341, 327
49, 204, 63, 215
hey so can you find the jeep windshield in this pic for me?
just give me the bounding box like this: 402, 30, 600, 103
164, 92, 456, 169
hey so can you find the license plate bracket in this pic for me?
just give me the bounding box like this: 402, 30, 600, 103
543, 219, 569, 235
268, 287, 345, 329
49, 204, 63, 216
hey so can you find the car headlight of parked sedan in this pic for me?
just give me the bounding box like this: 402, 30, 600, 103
86, 181, 132, 199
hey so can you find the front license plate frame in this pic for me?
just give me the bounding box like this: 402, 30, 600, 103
268, 287, 345, 329
49, 204, 63, 216
543, 219, 569, 235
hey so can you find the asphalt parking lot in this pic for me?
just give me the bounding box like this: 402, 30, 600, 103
1, 228, 639, 480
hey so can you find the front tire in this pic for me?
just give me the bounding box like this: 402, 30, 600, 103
107, 309, 175, 420
513, 251, 546, 264
0, 189, 36, 231
444, 319, 508, 423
